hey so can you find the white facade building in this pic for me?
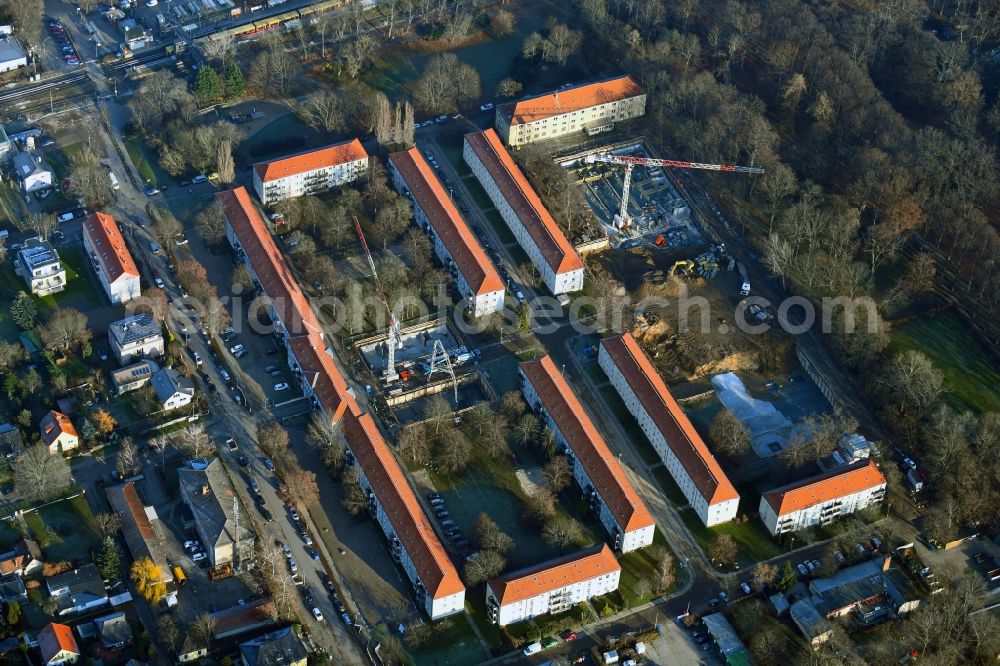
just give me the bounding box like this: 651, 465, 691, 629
496, 75, 646, 147
464, 129, 584, 295
15, 239, 65, 296
13, 152, 53, 193
252, 139, 368, 205
599, 333, 740, 526
759, 459, 887, 536
150, 367, 195, 411
217, 187, 464, 619
82, 213, 140, 304
345, 410, 465, 620
108, 313, 164, 365
0, 37, 27, 74
388, 147, 505, 317
519, 355, 655, 552
486, 544, 620, 626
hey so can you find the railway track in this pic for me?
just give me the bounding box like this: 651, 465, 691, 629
101, 46, 175, 78
0, 72, 91, 105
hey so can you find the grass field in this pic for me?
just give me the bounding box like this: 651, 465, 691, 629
405, 613, 486, 666
33, 247, 100, 310
618, 530, 685, 606
125, 137, 168, 187
890, 309, 1000, 414
679, 508, 781, 569
23, 494, 101, 563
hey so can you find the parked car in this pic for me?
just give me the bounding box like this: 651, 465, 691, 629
797, 563, 808, 576
230, 344, 245, 354
740, 582, 752, 595
560, 630, 578, 641
305, 547, 320, 561
192, 552, 207, 562
311, 607, 323, 622
238, 455, 249, 466
145, 187, 160, 196
149, 242, 160, 253
264, 458, 275, 472
154, 275, 164, 288
225, 436, 236, 450
274, 382, 289, 391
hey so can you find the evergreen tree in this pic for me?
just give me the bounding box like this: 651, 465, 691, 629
517, 302, 531, 333
195, 67, 222, 106
10, 292, 37, 330
6, 601, 19, 626
80, 418, 98, 442
223, 61, 245, 99
95, 537, 122, 580
779, 561, 797, 591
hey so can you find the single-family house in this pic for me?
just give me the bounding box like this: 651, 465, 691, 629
46, 564, 109, 616
38, 622, 80, 666
39, 410, 80, 454
0, 539, 42, 576
239, 627, 307, 666
95, 612, 132, 650
150, 367, 195, 411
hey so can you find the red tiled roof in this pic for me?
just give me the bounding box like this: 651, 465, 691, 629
764, 459, 886, 517
39, 622, 79, 664
288, 334, 350, 423
520, 355, 654, 533
489, 544, 619, 605
343, 406, 464, 601
464, 129, 583, 275
121, 481, 154, 541
82, 212, 138, 283
253, 139, 368, 182
600, 334, 739, 506
388, 148, 504, 296
216, 187, 321, 338
502, 75, 644, 126
39, 410, 78, 446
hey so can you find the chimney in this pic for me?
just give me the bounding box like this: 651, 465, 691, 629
882, 555, 892, 572
201, 484, 210, 496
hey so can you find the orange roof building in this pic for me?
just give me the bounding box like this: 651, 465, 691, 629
388, 148, 505, 317
599, 333, 740, 527
218, 187, 350, 422
217, 186, 465, 620
464, 129, 584, 295
38, 622, 80, 666
519, 355, 656, 552
496, 75, 646, 147
344, 407, 465, 619
82, 212, 140, 304
39, 410, 79, 454
252, 139, 368, 205
760, 460, 886, 536
486, 544, 620, 626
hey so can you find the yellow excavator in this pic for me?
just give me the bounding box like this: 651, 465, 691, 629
669, 259, 695, 277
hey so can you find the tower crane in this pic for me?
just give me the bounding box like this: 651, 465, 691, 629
585, 153, 765, 229
354, 215, 402, 383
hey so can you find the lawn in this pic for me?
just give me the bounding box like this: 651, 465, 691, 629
237, 113, 327, 164
597, 386, 660, 465
679, 508, 782, 569
617, 530, 685, 607
125, 137, 162, 187
890, 308, 1000, 414
651, 467, 688, 507
23, 494, 101, 563
33, 247, 100, 310
405, 613, 486, 666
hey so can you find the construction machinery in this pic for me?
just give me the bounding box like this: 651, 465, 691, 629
584, 153, 765, 228
669, 259, 695, 276
354, 215, 402, 383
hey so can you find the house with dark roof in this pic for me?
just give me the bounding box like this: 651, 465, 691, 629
179, 458, 254, 567
211, 599, 278, 640
46, 564, 109, 616
599, 333, 739, 526
239, 627, 307, 666
486, 544, 620, 626
807, 557, 920, 622
95, 612, 132, 650
0, 539, 42, 576
0, 423, 23, 459
496, 75, 646, 147
790, 598, 833, 647
39, 410, 79, 454
252, 139, 368, 205
759, 459, 886, 536
150, 367, 195, 411
38, 622, 80, 666
0, 573, 26, 602
108, 313, 163, 365
110, 359, 159, 395
519, 355, 655, 552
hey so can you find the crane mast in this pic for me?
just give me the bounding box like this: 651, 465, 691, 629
585, 153, 765, 228
354, 215, 401, 383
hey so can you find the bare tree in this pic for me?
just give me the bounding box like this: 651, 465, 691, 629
118, 436, 139, 478
13, 446, 71, 500
216, 140, 235, 184
708, 409, 751, 456
543, 456, 571, 492
177, 425, 215, 459
190, 613, 216, 649
195, 203, 227, 245
708, 534, 738, 566
651, 545, 675, 593
69, 150, 111, 209
423, 395, 452, 434
40, 308, 91, 352
299, 90, 346, 134
752, 561, 778, 589
95, 513, 121, 539
397, 423, 431, 463
473, 513, 515, 554
463, 549, 506, 585
542, 516, 583, 553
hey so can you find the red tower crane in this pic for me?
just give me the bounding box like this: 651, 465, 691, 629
354, 214, 401, 382
584, 153, 765, 228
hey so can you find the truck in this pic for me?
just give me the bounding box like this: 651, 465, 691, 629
906, 468, 923, 492
108, 172, 119, 191
737, 261, 750, 295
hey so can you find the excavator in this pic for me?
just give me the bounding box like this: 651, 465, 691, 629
669, 259, 695, 277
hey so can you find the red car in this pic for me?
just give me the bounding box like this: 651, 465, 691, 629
560, 630, 577, 641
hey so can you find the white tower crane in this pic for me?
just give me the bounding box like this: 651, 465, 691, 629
354, 215, 402, 383
585, 153, 765, 228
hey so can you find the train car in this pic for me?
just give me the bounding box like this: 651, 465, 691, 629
298, 0, 344, 19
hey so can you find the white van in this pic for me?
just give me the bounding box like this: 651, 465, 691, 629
109, 172, 120, 191
522, 642, 542, 656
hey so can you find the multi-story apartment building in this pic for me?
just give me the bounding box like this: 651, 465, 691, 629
179, 458, 255, 567
599, 333, 740, 526
344, 409, 466, 620
495, 75, 646, 147
519, 355, 655, 552
388, 147, 505, 317
82, 213, 140, 304
108, 313, 164, 365
486, 544, 620, 626
217, 187, 465, 619
759, 459, 887, 536
252, 139, 369, 205
15, 238, 65, 296
464, 129, 584, 295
